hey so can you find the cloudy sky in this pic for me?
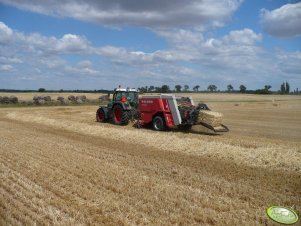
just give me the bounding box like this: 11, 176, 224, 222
0, 0, 300, 91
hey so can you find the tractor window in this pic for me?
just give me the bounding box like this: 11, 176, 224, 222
127, 92, 138, 101
114, 92, 123, 101
114, 91, 138, 102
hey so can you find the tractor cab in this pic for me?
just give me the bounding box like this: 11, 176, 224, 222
111, 88, 139, 108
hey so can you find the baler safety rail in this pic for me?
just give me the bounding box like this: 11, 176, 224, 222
198, 122, 229, 133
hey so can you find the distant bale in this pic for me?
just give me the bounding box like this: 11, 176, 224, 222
0, 96, 2, 103
57, 96, 64, 101
33, 95, 40, 104
38, 99, 46, 105
44, 96, 51, 102
57, 96, 68, 105
99, 95, 109, 101
2, 96, 10, 104
19, 100, 27, 105
76, 98, 83, 104
68, 95, 76, 102
9, 95, 18, 104
234, 103, 239, 106
76, 95, 87, 103
33, 96, 46, 105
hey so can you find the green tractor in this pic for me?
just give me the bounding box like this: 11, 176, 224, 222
96, 87, 139, 125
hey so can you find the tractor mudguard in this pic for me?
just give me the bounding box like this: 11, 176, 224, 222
113, 102, 128, 111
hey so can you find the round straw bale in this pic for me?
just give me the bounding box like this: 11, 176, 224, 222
9, 95, 18, 104
68, 95, 76, 102
43, 96, 51, 102
2, 96, 10, 104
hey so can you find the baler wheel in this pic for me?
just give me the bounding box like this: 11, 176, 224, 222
152, 116, 166, 131
96, 108, 106, 122
112, 105, 129, 125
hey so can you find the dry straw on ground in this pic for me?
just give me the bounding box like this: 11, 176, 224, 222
0, 94, 301, 225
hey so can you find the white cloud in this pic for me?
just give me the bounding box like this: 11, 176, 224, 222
154, 28, 263, 66
223, 28, 262, 45
96, 46, 126, 57
0, 56, 22, 64
155, 29, 204, 53
261, 2, 301, 37
65, 65, 99, 76
276, 51, 301, 75
0, 64, 13, 71
0, 21, 13, 44
0, 21, 300, 90
0, 0, 243, 29
39, 58, 66, 69
7, 30, 90, 55
77, 60, 92, 68
63, 60, 100, 76
55, 34, 90, 53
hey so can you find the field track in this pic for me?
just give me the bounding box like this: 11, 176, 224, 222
0, 95, 300, 225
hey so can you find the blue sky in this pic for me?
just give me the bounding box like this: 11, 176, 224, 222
0, 0, 300, 91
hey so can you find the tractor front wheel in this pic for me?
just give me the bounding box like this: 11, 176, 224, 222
112, 105, 129, 125
96, 108, 106, 122
152, 116, 166, 131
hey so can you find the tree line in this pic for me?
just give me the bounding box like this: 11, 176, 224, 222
0, 81, 298, 95
137, 82, 299, 94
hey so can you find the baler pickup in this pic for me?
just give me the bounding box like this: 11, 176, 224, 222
198, 122, 229, 132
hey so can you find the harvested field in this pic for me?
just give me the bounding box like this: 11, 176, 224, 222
0, 94, 300, 225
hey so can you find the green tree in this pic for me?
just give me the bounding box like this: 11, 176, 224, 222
227, 84, 234, 92
138, 87, 147, 93
148, 86, 155, 92
285, 81, 290, 94
264, 85, 271, 91
239, 85, 246, 93
280, 82, 285, 94
38, 88, 46, 92
175, 85, 182, 92
154, 87, 162, 92
207, 84, 217, 92
193, 85, 200, 92
161, 85, 170, 93
183, 85, 189, 92
280, 82, 290, 94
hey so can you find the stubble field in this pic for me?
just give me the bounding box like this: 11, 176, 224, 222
0, 93, 300, 225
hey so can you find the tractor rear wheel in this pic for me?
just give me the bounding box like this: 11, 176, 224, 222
112, 105, 129, 125
96, 108, 106, 122
152, 116, 166, 131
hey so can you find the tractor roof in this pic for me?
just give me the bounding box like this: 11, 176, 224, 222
115, 88, 137, 92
